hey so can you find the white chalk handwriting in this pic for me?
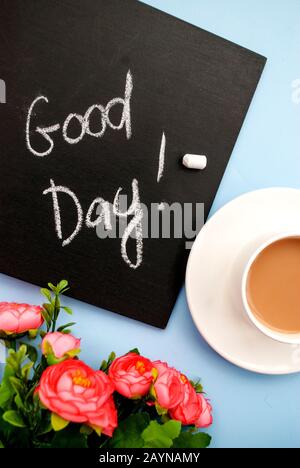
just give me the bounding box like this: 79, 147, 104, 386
43, 178, 143, 269
26, 70, 133, 157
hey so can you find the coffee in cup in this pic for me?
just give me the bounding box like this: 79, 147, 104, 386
242, 234, 300, 344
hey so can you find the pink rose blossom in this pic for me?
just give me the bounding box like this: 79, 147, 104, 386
92, 396, 118, 437
194, 394, 213, 428
0, 302, 43, 334
152, 361, 185, 410
42, 332, 81, 359
109, 353, 154, 398
36, 359, 117, 437
169, 378, 202, 425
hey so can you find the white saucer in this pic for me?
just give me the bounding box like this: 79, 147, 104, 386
186, 188, 300, 374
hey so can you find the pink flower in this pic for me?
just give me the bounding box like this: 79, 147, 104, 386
152, 361, 185, 410
42, 332, 81, 359
109, 353, 154, 398
169, 379, 202, 425
0, 302, 43, 334
36, 359, 117, 437
194, 394, 213, 428
92, 397, 118, 437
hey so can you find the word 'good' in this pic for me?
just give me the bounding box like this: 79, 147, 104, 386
26, 70, 133, 157
43, 178, 143, 270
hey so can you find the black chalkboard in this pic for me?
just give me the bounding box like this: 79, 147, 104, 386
0, 0, 266, 328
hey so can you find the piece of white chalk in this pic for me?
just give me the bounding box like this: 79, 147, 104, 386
182, 154, 207, 170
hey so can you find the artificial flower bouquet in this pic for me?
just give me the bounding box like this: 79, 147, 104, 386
0, 281, 212, 448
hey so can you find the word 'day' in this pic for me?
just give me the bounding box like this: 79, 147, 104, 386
43, 178, 143, 270
26, 70, 133, 157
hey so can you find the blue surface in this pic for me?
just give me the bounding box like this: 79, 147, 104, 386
1, 0, 300, 448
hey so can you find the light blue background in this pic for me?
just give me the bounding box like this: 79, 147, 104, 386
1, 0, 300, 448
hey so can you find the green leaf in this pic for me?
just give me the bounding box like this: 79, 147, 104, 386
57, 322, 76, 332
65, 348, 80, 358
1, 359, 15, 382
90, 424, 102, 436
19, 342, 38, 364
14, 394, 24, 410
17, 345, 27, 362
0, 389, 12, 410
8, 376, 23, 395
42, 305, 52, 326
21, 362, 34, 381
5, 347, 27, 371
48, 283, 57, 293
100, 360, 107, 370
3, 410, 26, 428
57, 280, 68, 292
142, 420, 181, 448
0, 410, 30, 448
62, 306, 73, 315
51, 412, 69, 431
108, 413, 150, 448
108, 351, 116, 362
0, 358, 17, 409
51, 425, 88, 448
0, 440, 4, 448
173, 431, 211, 448
127, 348, 140, 355
43, 303, 53, 313
41, 288, 52, 301
5, 355, 18, 373
41, 311, 51, 328
190, 379, 203, 393
100, 351, 116, 372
